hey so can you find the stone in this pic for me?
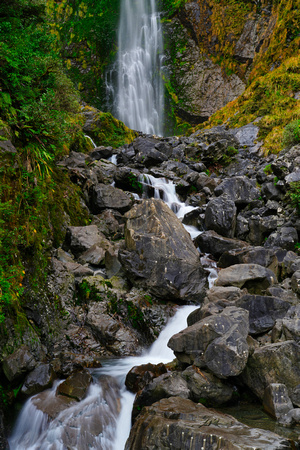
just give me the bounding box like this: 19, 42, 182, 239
182, 365, 233, 405
78, 244, 106, 266
195, 230, 249, 259
242, 340, 300, 402
281, 305, 300, 342
264, 227, 298, 251
247, 214, 284, 246
3, 346, 36, 382
236, 294, 291, 335
263, 384, 293, 419
206, 286, 245, 304
21, 363, 55, 396
132, 372, 190, 421
89, 146, 113, 160
56, 369, 92, 401
214, 176, 260, 205
0, 140, 17, 154
63, 225, 110, 258
126, 397, 293, 450
119, 199, 207, 302
218, 246, 278, 275
89, 183, 133, 214
204, 196, 237, 238
261, 182, 284, 201
125, 363, 167, 393
216, 263, 277, 294
168, 306, 249, 378
291, 270, 300, 295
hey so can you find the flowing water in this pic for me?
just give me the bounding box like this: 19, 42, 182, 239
106, 0, 164, 135
9, 175, 207, 449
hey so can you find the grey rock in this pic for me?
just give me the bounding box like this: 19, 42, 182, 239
126, 397, 293, 450
218, 246, 278, 275
63, 225, 110, 258
3, 346, 36, 382
89, 183, 133, 214
119, 199, 207, 302
168, 306, 249, 378
57, 369, 92, 401
195, 230, 249, 259
236, 294, 291, 335
265, 227, 298, 251
214, 176, 260, 205
261, 182, 284, 201
242, 340, 300, 402
263, 383, 293, 420
205, 196, 237, 238
21, 363, 55, 396
0, 140, 17, 153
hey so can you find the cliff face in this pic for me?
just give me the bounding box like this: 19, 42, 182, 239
164, 0, 276, 125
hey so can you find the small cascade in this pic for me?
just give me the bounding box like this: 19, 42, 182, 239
139, 174, 201, 239
85, 134, 97, 148
107, 0, 165, 135
109, 154, 118, 165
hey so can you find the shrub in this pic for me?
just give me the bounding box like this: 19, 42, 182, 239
282, 119, 300, 149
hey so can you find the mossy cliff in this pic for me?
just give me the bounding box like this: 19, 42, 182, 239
163, 0, 300, 151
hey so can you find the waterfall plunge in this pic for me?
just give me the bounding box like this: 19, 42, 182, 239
109, 0, 164, 136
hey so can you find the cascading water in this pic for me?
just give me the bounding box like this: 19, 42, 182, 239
9, 177, 212, 449
107, 0, 164, 136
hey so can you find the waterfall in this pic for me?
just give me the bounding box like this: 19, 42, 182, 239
108, 0, 165, 136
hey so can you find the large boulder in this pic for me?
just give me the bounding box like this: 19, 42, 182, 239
119, 199, 207, 302
195, 230, 249, 259
204, 196, 237, 238
242, 341, 300, 404
89, 183, 133, 214
125, 363, 167, 393
218, 246, 278, 275
126, 397, 293, 450
56, 369, 92, 401
216, 264, 277, 294
214, 176, 260, 205
168, 307, 249, 378
3, 346, 36, 382
63, 225, 111, 259
236, 294, 291, 335
21, 363, 55, 396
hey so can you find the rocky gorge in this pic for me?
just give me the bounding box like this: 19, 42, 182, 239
3, 105, 300, 448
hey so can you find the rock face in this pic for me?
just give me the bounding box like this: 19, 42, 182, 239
119, 199, 207, 302
126, 397, 293, 450
168, 307, 249, 378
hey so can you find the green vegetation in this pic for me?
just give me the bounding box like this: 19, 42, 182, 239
282, 119, 300, 149
287, 181, 300, 214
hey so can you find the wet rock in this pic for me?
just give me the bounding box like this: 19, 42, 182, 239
218, 246, 278, 275
63, 225, 110, 258
132, 136, 168, 166
182, 365, 233, 405
263, 383, 293, 419
195, 230, 249, 259
205, 196, 237, 238
126, 397, 293, 450
89, 146, 113, 160
168, 306, 249, 378
242, 340, 300, 403
264, 227, 298, 251
132, 372, 190, 421
56, 369, 92, 401
236, 294, 291, 335
89, 183, 133, 214
279, 408, 300, 428
216, 263, 277, 294
3, 345, 37, 382
125, 363, 167, 393
119, 199, 207, 302
214, 176, 260, 205
21, 363, 55, 396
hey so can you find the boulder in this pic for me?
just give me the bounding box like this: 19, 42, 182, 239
242, 340, 300, 403
281, 305, 300, 342
218, 246, 278, 275
21, 363, 55, 396
236, 294, 291, 335
133, 136, 168, 166
3, 346, 36, 382
56, 369, 92, 401
204, 196, 237, 238
214, 176, 260, 205
63, 225, 110, 258
125, 363, 167, 393
119, 199, 207, 302
216, 264, 277, 294
89, 183, 133, 214
247, 214, 284, 246
291, 270, 300, 295
168, 307, 249, 378
195, 230, 249, 259
126, 397, 293, 450
263, 384, 293, 420
182, 365, 233, 405
264, 227, 298, 251
132, 372, 190, 421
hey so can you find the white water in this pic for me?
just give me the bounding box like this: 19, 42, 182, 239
108, 0, 164, 135
9, 177, 209, 449
139, 173, 202, 239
